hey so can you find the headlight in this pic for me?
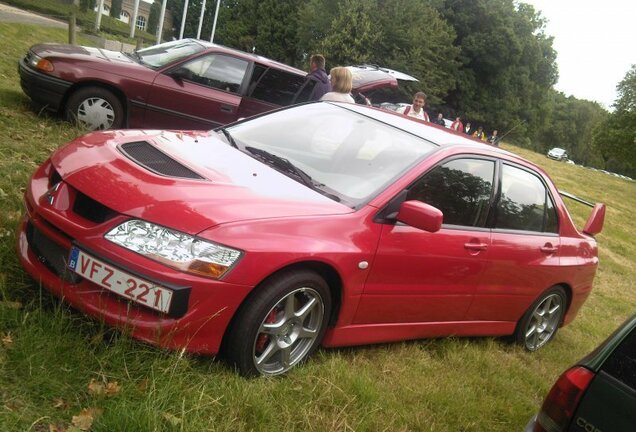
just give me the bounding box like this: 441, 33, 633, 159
26, 52, 54, 72
105, 220, 242, 279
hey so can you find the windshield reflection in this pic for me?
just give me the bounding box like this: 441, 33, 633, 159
226, 103, 438, 206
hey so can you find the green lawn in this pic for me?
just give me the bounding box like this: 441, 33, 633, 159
1, 23, 634, 432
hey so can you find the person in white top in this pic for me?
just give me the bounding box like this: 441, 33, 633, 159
320, 67, 355, 103
396, 92, 430, 122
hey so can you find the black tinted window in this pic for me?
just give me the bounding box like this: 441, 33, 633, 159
495, 165, 552, 232
407, 158, 495, 227
545, 194, 559, 233
295, 79, 318, 103
602, 327, 636, 390
180, 54, 248, 93
249, 68, 308, 105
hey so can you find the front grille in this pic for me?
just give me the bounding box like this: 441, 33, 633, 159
26, 222, 81, 284
73, 191, 117, 224
119, 141, 204, 179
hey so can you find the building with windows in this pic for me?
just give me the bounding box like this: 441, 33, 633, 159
95, 0, 173, 33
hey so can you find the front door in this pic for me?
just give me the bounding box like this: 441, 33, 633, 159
355, 157, 497, 324
145, 53, 249, 129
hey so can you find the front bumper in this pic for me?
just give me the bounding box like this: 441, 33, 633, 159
18, 58, 72, 112
16, 161, 254, 355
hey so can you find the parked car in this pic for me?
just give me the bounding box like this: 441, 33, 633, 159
526, 314, 636, 432
18, 39, 408, 131
17, 102, 606, 377
547, 147, 569, 161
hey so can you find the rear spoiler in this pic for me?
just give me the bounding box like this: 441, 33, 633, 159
559, 190, 605, 236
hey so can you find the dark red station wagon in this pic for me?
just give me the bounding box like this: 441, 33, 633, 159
17, 102, 605, 376
18, 39, 413, 131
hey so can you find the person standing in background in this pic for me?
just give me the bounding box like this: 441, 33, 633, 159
307, 54, 332, 101
397, 92, 430, 122
488, 130, 500, 146
451, 116, 464, 132
320, 67, 355, 103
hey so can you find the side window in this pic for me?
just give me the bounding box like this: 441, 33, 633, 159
496, 165, 555, 232
249, 68, 308, 105
179, 54, 248, 93
294, 79, 318, 103
601, 327, 636, 390
545, 194, 559, 233
407, 158, 495, 227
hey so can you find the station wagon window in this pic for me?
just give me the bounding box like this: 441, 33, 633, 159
601, 327, 636, 390
495, 165, 558, 233
179, 54, 248, 93
407, 158, 495, 227
249, 68, 309, 105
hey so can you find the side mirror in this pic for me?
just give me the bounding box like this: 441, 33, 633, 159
396, 200, 443, 233
168, 67, 191, 81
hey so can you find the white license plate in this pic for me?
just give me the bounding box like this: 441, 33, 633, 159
68, 247, 173, 313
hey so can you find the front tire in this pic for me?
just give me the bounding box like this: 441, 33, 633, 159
224, 270, 332, 377
66, 86, 124, 130
515, 286, 567, 351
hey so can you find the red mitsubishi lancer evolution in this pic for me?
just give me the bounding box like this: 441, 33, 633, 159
17, 102, 605, 376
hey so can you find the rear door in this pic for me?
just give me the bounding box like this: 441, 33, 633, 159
465, 163, 561, 322
237, 65, 315, 119
144, 53, 250, 129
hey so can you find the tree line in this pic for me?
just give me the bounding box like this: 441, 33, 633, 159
90, 0, 636, 177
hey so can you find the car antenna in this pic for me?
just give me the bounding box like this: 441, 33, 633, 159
498, 119, 526, 142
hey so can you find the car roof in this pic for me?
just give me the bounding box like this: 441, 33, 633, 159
192, 39, 307, 76
333, 102, 508, 149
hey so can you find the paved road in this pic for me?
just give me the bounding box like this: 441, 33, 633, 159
0, 3, 68, 28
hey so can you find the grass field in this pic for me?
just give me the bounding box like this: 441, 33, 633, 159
1, 23, 635, 432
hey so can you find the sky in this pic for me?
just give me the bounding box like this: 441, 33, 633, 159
522, 0, 636, 109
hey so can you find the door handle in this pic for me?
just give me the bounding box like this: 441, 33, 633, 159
464, 243, 488, 251
540, 245, 558, 254
220, 105, 233, 113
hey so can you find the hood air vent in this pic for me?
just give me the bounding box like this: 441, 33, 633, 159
119, 141, 205, 179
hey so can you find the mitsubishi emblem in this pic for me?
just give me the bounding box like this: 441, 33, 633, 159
45, 182, 61, 205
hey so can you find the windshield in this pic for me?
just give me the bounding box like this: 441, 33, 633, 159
225, 103, 438, 206
136, 39, 207, 68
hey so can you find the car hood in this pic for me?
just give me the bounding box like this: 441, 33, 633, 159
51, 130, 352, 234
30, 43, 137, 66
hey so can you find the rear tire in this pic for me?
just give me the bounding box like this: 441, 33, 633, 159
224, 270, 331, 377
515, 286, 567, 351
66, 87, 124, 130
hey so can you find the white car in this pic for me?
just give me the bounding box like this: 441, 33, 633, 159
547, 147, 568, 161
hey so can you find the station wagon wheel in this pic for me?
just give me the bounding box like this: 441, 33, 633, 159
66, 86, 124, 131
515, 286, 567, 351
224, 270, 331, 377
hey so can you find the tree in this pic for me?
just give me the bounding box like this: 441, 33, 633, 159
296, 0, 460, 103
147, 0, 161, 35
592, 65, 636, 177
110, 0, 122, 19
436, 0, 557, 145
79, 0, 96, 13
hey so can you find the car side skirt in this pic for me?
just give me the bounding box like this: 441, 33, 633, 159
321, 320, 516, 347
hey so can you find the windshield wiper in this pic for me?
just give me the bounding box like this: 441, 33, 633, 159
123, 50, 146, 65
219, 128, 239, 148
245, 146, 340, 202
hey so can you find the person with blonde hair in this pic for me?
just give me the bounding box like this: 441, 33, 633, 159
320, 67, 355, 103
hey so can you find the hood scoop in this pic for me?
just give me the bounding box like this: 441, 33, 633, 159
119, 141, 205, 180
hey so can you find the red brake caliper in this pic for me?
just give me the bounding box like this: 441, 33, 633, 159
255, 309, 278, 354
